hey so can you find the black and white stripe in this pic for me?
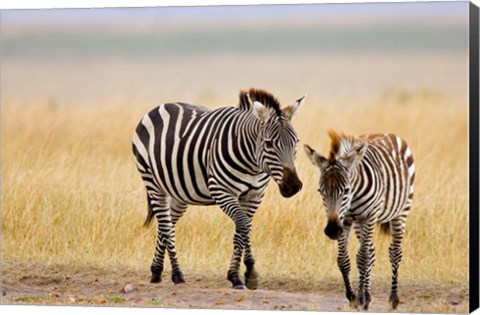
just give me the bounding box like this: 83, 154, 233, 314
133, 88, 304, 289
304, 130, 415, 310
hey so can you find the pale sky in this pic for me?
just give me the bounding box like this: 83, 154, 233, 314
2, 1, 469, 26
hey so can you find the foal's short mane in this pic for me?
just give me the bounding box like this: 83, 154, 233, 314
327, 129, 359, 160
238, 88, 282, 116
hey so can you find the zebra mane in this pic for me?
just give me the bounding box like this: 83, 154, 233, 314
238, 88, 282, 116
327, 129, 360, 160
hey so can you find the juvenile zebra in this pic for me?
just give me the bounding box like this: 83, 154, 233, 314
132, 88, 305, 290
304, 129, 415, 310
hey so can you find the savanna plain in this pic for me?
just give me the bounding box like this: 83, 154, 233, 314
1, 53, 469, 312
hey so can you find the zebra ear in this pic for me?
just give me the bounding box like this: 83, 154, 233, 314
304, 144, 329, 170
340, 143, 368, 169
252, 100, 271, 123
283, 95, 306, 120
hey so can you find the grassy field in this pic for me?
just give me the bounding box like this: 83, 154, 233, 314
1, 86, 469, 311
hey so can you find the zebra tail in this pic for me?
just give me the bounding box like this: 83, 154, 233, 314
143, 193, 155, 228
379, 222, 391, 235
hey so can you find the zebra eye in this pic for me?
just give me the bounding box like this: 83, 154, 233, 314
344, 187, 350, 194
264, 140, 274, 149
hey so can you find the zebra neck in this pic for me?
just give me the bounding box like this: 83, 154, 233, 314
349, 163, 363, 192
234, 113, 263, 174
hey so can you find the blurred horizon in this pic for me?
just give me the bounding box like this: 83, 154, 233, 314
1, 2, 469, 60
0, 1, 470, 108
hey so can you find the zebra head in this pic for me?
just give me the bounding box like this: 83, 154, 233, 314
303, 131, 368, 240
248, 92, 305, 198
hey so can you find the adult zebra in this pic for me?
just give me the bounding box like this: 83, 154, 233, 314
303, 129, 415, 310
132, 88, 305, 290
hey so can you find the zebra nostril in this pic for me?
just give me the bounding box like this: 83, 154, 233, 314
297, 180, 303, 191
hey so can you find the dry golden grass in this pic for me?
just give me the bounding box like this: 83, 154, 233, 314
1, 90, 468, 299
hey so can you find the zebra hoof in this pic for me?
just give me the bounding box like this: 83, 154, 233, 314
233, 284, 246, 290
150, 273, 162, 283
347, 293, 357, 309
172, 271, 186, 285
389, 293, 400, 310
355, 293, 366, 310
349, 299, 357, 309
227, 270, 245, 290
244, 270, 259, 290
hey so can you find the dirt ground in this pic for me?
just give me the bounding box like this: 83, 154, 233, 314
1, 262, 469, 313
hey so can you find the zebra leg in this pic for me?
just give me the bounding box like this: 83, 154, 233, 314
243, 215, 259, 290
149, 194, 170, 283
240, 196, 262, 290
217, 196, 249, 289
228, 210, 250, 289
354, 221, 376, 310
168, 200, 188, 285
337, 223, 355, 308
388, 216, 407, 310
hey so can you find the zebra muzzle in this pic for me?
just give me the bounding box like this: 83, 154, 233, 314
324, 219, 343, 240
278, 167, 302, 198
